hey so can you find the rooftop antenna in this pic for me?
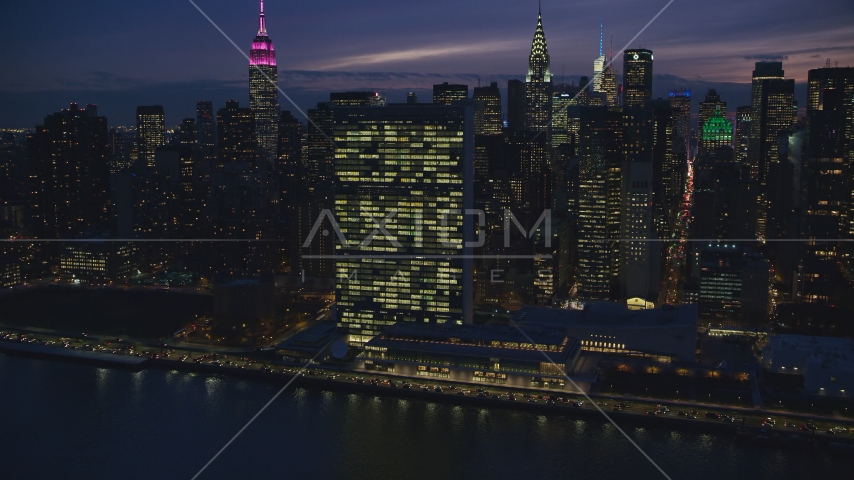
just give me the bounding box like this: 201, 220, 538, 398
599, 20, 603, 57
610, 31, 613, 62
826, 58, 831, 68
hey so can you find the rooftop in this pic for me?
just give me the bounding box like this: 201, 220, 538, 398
512, 303, 697, 329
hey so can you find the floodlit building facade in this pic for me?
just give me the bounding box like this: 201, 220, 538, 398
333, 105, 474, 346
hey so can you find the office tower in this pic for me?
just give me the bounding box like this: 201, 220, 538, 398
662, 90, 691, 219
406, 92, 418, 104
576, 106, 623, 301
507, 79, 526, 132
175, 118, 197, 148
735, 106, 751, 165
698, 89, 727, 154
330, 91, 385, 107
596, 33, 618, 107
473, 81, 502, 135
650, 99, 674, 236
107, 128, 134, 173
576, 76, 590, 106
801, 67, 854, 304
623, 49, 653, 107
699, 106, 733, 157
249, 0, 279, 167
136, 105, 165, 167
551, 88, 577, 148
601, 65, 619, 107
432, 82, 468, 105
332, 104, 474, 346
196, 100, 216, 160
305, 103, 334, 186
277, 110, 304, 207
621, 160, 658, 300
216, 100, 256, 168
28, 103, 111, 239
134, 146, 196, 239
525, 6, 552, 131
697, 244, 744, 322
747, 62, 795, 239
592, 21, 606, 93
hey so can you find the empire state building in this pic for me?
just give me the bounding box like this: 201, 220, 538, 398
249, 0, 279, 166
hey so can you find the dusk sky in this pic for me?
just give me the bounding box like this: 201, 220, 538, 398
1, 0, 852, 127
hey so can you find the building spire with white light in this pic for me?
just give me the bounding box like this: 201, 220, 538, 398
258, 0, 267, 35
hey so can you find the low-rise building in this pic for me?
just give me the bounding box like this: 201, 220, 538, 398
59, 242, 134, 285
358, 322, 586, 391
761, 334, 854, 396
275, 321, 341, 364
512, 302, 698, 362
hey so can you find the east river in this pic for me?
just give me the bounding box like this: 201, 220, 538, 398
0, 354, 849, 480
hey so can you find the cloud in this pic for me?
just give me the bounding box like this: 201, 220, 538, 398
313, 40, 521, 70
743, 54, 789, 61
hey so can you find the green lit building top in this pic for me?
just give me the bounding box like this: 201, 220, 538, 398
700, 106, 733, 154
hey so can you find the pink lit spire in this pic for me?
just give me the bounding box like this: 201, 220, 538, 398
258, 0, 267, 36
250, 0, 275, 66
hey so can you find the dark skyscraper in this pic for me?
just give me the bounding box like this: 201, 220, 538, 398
216, 100, 256, 168
735, 105, 751, 166
432, 82, 468, 105
136, 105, 165, 167
249, 0, 279, 167
507, 79, 526, 132
196, 100, 216, 162
622, 49, 653, 107
473, 82, 502, 135
277, 110, 304, 208
801, 67, 854, 304
28, 103, 111, 238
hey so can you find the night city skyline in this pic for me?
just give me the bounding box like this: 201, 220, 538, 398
1, 0, 852, 127
2, 1, 854, 479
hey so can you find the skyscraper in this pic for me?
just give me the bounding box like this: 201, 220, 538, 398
196, 100, 216, 161
576, 106, 623, 301
333, 104, 474, 346
592, 21, 606, 93
432, 83, 468, 105
735, 106, 751, 166
801, 67, 854, 304
507, 79, 526, 132
748, 62, 795, 183
216, 100, 256, 168
522, 6, 553, 214
699, 106, 733, 157
136, 106, 165, 167
667, 90, 691, 216
525, 6, 552, 131
698, 89, 727, 154
747, 62, 795, 239
28, 103, 111, 239
622, 49, 653, 108
249, 0, 279, 167
473, 82, 502, 135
